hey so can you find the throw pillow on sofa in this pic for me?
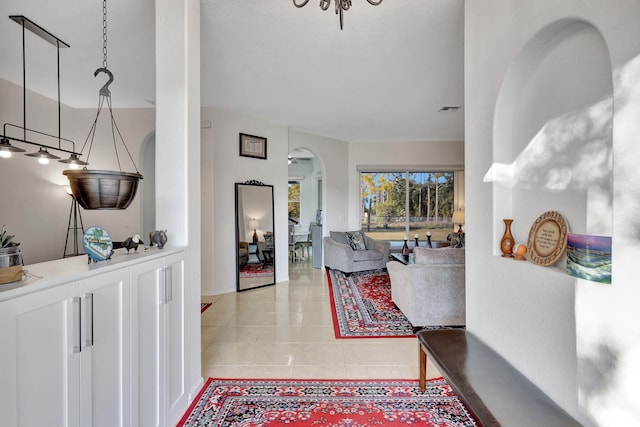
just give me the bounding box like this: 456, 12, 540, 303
346, 231, 367, 250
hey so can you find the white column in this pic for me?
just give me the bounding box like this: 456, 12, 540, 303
155, 0, 203, 407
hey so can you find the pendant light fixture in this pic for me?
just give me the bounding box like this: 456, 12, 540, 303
0, 138, 26, 158
63, 0, 143, 210
59, 153, 86, 169
25, 147, 60, 164
0, 16, 87, 166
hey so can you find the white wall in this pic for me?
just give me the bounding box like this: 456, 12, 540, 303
202, 108, 288, 295
156, 0, 203, 403
347, 140, 464, 229
466, 1, 640, 424
0, 78, 153, 264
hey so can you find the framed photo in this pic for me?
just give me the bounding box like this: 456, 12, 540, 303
566, 233, 611, 284
239, 133, 267, 160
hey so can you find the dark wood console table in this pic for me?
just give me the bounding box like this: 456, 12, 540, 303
417, 329, 581, 427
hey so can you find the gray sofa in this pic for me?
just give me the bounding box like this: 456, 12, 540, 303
386, 246, 465, 327
324, 231, 390, 273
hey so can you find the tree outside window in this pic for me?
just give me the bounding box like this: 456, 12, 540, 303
288, 181, 301, 223
360, 171, 455, 242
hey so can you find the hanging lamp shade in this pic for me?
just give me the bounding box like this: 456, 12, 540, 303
59, 153, 89, 169
0, 138, 26, 158
25, 147, 61, 164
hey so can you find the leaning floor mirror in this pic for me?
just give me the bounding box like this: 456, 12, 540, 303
235, 181, 275, 291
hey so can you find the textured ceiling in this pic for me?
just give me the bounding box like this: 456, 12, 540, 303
0, 0, 464, 143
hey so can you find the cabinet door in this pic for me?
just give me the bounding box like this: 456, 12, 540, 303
79, 268, 130, 427
0, 282, 81, 427
164, 252, 188, 426
130, 258, 164, 427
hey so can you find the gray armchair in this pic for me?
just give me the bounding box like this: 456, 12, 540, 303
324, 231, 390, 273
386, 246, 465, 327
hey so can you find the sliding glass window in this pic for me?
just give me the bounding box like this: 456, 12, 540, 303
360, 171, 456, 242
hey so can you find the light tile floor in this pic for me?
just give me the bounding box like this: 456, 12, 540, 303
201, 258, 441, 380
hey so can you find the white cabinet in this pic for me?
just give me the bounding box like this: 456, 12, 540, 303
0, 248, 189, 427
79, 269, 131, 427
131, 252, 187, 427
0, 281, 80, 427
131, 257, 164, 427
0, 268, 129, 427
164, 252, 188, 425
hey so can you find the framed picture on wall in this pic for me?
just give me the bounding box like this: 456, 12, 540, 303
566, 233, 612, 284
239, 133, 267, 160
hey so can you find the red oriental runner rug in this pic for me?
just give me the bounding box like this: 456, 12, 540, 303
240, 263, 275, 278
177, 378, 478, 427
327, 268, 414, 338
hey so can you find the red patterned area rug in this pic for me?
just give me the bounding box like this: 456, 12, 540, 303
327, 268, 414, 338
240, 263, 274, 278
177, 378, 478, 427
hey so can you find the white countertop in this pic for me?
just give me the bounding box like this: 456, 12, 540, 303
0, 246, 186, 302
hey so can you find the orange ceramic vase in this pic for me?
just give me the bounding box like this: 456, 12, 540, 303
500, 219, 515, 257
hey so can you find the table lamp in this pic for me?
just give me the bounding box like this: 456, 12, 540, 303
452, 209, 465, 233
248, 218, 260, 242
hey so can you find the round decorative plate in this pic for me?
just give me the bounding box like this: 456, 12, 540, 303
526, 211, 568, 266
83, 226, 114, 262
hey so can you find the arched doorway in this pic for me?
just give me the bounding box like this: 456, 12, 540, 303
288, 147, 323, 268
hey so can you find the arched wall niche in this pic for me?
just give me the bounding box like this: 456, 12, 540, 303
489, 18, 614, 257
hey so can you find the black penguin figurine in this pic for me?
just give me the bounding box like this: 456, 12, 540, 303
123, 234, 144, 253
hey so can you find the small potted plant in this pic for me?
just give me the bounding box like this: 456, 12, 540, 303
0, 225, 23, 285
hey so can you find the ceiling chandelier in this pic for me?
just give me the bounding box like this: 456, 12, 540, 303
293, 0, 383, 30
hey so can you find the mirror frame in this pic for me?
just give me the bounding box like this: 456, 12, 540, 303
235, 180, 275, 291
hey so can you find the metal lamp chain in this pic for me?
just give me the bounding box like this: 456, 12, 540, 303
102, 0, 108, 69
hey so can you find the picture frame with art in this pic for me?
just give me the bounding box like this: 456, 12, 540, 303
566, 233, 612, 284
239, 133, 267, 160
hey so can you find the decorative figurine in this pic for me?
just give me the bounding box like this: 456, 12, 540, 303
123, 234, 144, 253
149, 230, 168, 249
514, 244, 528, 261
402, 237, 410, 260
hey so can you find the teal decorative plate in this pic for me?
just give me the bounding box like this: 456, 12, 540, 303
83, 226, 113, 262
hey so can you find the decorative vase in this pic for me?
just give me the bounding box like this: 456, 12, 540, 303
402, 239, 410, 259
500, 219, 515, 257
